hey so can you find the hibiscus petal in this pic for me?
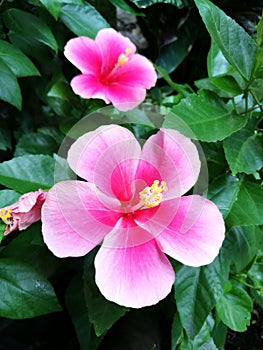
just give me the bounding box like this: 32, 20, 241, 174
95, 28, 136, 79
18, 189, 47, 230
68, 125, 141, 201
106, 84, 146, 111
138, 129, 201, 198
70, 74, 109, 103
95, 239, 175, 308
155, 195, 225, 266
109, 54, 157, 89
64, 36, 102, 76
41, 181, 121, 257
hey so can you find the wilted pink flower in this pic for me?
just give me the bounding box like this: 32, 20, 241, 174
0, 189, 47, 235
64, 28, 157, 111
42, 125, 225, 308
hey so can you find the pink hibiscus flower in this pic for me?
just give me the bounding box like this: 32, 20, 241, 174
41, 125, 225, 308
0, 189, 47, 235
64, 28, 157, 111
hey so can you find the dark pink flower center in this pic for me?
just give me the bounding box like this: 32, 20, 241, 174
100, 47, 132, 85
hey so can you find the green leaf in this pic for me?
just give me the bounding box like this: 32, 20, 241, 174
256, 12, 263, 47
14, 132, 59, 156
59, 4, 110, 38
109, 0, 145, 16
174, 266, 212, 338
248, 257, 263, 308
227, 180, 263, 227
0, 59, 22, 110
171, 312, 183, 350
223, 129, 263, 175
39, 0, 61, 19
253, 13, 263, 78
0, 189, 20, 207
194, 0, 257, 80
131, 0, 192, 8
223, 226, 262, 272
163, 90, 246, 142
216, 284, 253, 332
1, 222, 60, 278
249, 78, 263, 101
0, 258, 61, 319
211, 75, 242, 95
207, 174, 240, 218
0, 154, 55, 193
174, 258, 226, 338
208, 174, 263, 226
66, 274, 102, 350
0, 40, 39, 77
181, 317, 217, 350
53, 154, 76, 183
46, 80, 81, 114
3, 8, 58, 53
211, 322, 228, 349
207, 40, 232, 77
0, 224, 5, 243
47, 81, 77, 101
83, 250, 129, 337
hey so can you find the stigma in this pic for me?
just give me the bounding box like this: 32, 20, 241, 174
139, 180, 167, 208
117, 48, 133, 66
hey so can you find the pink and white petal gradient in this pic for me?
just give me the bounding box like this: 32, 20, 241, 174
42, 181, 122, 257
64, 36, 102, 76
155, 195, 225, 266
95, 239, 175, 308
42, 190, 95, 258
105, 84, 147, 112
70, 74, 109, 103
64, 28, 157, 111
68, 125, 141, 201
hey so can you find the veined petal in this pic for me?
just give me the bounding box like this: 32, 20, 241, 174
138, 129, 201, 198
95, 28, 136, 79
70, 74, 109, 103
109, 54, 157, 89
68, 125, 141, 201
95, 239, 175, 308
106, 84, 146, 111
155, 195, 225, 267
64, 36, 102, 76
41, 181, 121, 257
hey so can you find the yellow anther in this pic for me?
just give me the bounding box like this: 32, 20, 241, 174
139, 180, 168, 208
117, 47, 132, 66
0, 208, 13, 225
125, 47, 132, 55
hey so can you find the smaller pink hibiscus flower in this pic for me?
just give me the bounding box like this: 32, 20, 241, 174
64, 28, 157, 111
0, 189, 47, 235
42, 125, 225, 308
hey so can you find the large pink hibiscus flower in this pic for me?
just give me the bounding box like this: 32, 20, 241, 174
41, 125, 225, 308
64, 28, 157, 111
